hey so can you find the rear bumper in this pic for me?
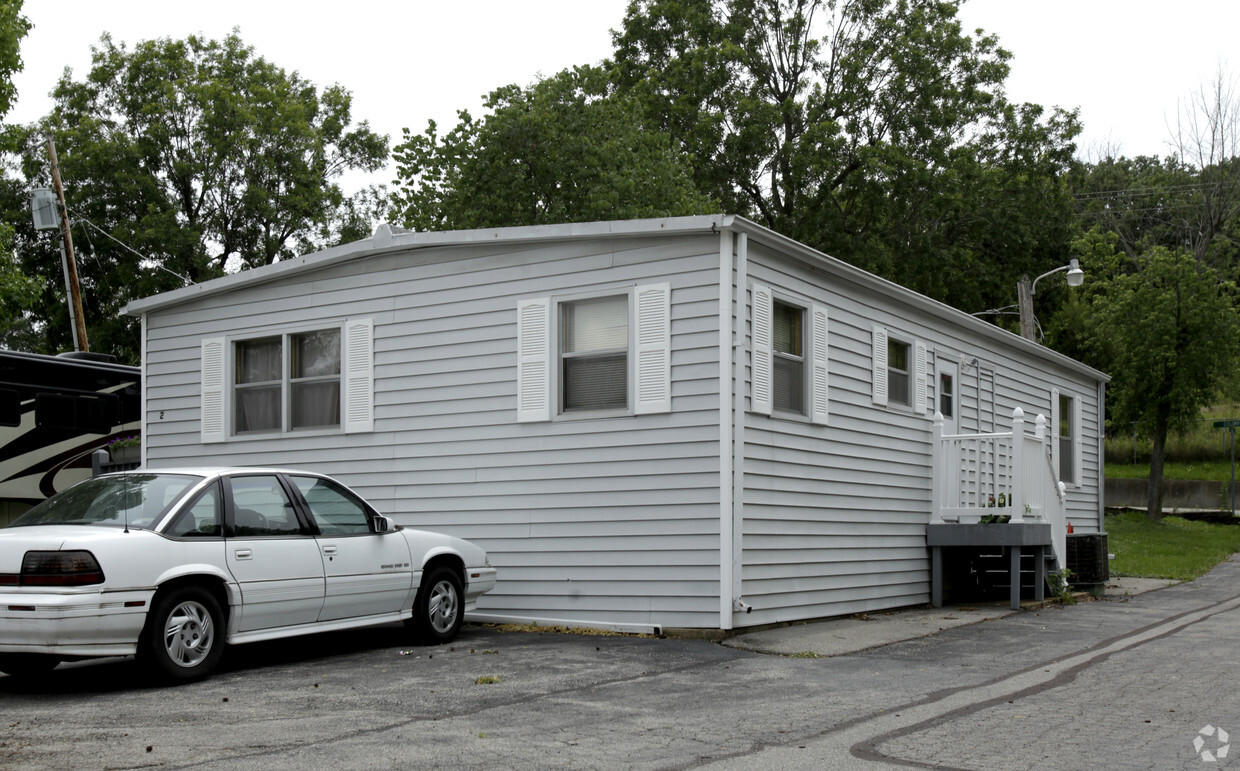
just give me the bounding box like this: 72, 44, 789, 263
463, 567, 497, 611
0, 589, 153, 657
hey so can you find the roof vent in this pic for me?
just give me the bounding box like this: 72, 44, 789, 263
372, 223, 394, 248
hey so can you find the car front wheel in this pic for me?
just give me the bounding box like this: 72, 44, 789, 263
140, 585, 224, 683
408, 566, 464, 643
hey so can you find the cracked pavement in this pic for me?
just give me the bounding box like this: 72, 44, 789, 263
2, 558, 1238, 769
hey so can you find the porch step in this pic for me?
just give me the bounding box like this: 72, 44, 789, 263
936, 546, 1057, 604
973, 550, 1055, 594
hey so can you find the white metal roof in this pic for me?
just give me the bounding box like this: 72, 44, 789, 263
122, 214, 1108, 383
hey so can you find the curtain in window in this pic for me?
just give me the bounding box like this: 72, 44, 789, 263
235, 339, 281, 432
292, 330, 341, 429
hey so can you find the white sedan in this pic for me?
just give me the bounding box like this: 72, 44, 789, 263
0, 468, 496, 683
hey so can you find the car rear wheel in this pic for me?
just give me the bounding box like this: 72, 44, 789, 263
140, 585, 224, 683
0, 653, 61, 677
408, 566, 464, 643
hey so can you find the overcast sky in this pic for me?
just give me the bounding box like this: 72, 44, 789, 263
10, 0, 1237, 193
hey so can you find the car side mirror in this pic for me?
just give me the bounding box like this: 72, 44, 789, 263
371, 514, 392, 533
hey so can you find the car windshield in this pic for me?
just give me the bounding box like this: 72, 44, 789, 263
9, 473, 204, 530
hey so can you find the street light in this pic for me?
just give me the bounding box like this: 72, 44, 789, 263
1017, 259, 1084, 342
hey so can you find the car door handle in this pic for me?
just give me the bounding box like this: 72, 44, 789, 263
321, 545, 337, 555
234, 549, 253, 560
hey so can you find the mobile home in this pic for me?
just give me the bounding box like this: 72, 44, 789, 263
125, 215, 1107, 631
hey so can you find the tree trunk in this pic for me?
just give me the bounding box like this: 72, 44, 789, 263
1146, 407, 1171, 520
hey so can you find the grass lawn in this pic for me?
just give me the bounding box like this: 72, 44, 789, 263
1105, 510, 1240, 580
1106, 461, 1237, 482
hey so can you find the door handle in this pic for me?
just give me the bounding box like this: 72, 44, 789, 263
234, 549, 253, 560
321, 545, 337, 555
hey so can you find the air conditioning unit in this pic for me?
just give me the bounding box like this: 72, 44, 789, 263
29, 188, 60, 231
1066, 533, 1109, 586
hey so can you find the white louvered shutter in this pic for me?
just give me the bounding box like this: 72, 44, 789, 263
634, 283, 671, 415
751, 284, 773, 415
516, 298, 551, 422
914, 341, 928, 415
810, 304, 829, 425
201, 337, 226, 443
872, 326, 888, 406
343, 318, 374, 433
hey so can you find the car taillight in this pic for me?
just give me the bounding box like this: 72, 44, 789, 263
20, 551, 105, 586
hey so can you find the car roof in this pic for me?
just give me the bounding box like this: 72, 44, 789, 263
100, 467, 330, 480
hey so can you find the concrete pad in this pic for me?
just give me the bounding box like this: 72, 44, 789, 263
723, 575, 1180, 658
722, 604, 1016, 657
1104, 575, 1178, 597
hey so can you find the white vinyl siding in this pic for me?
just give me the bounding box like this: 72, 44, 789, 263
145, 234, 717, 629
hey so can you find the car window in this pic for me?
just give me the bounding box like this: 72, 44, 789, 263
11, 473, 202, 529
165, 483, 223, 538
289, 475, 371, 535
228, 475, 305, 537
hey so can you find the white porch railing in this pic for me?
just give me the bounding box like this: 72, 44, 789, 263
930, 407, 1068, 571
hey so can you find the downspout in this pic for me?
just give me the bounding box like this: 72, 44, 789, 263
732, 233, 748, 621
718, 228, 734, 629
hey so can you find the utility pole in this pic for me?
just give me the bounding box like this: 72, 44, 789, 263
1016, 275, 1035, 342
46, 136, 88, 353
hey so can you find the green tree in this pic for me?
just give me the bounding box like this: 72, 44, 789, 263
392, 66, 714, 230
13, 30, 387, 361
1088, 247, 1239, 520
0, 0, 32, 344
0, 0, 29, 119
610, 0, 1080, 313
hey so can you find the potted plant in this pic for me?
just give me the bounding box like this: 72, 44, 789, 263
106, 435, 140, 464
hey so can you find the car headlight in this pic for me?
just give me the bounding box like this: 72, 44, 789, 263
19, 551, 106, 587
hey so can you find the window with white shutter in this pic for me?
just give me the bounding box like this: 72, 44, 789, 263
873, 326, 925, 414
516, 285, 671, 421
201, 320, 371, 440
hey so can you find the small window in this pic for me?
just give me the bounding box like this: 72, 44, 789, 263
939, 373, 954, 419
291, 330, 342, 429
1059, 393, 1075, 484
35, 393, 119, 434
561, 296, 628, 412
234, 329, 342, 434
887, 339, 911, 406
290, 475, 371, 535
235, 337, 282, 433
773, 301, 804, 413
